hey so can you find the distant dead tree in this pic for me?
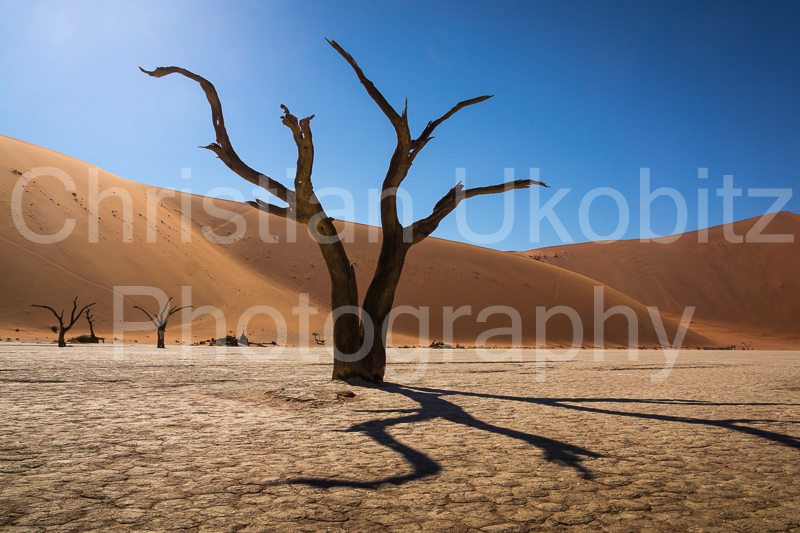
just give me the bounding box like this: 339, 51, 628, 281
133, 297, 190, 348
31, 297, 95, 347
141, 39, 548, 383
84, 308, 100, 343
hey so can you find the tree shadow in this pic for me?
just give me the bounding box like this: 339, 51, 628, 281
288, 384, 800, 489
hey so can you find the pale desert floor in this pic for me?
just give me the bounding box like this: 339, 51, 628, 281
1, 345, 799, 532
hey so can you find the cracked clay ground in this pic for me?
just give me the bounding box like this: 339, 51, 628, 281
1, 345, 799, 532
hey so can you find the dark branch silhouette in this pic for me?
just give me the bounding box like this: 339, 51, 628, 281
138, 66, 293, 206
409, 179, 548, 244
133, 297, 191, 348
31, 297, 95, 347
141, 39, 550, 383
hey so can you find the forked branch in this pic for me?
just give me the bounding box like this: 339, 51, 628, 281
328, 39, 492, 157
139, 66, 293, 206
133, 297, 191, 328
31, 297, 95, 329
408, 178, 550, 244
280, 105, 316, 206
327, 38, 496, 200
416, 95, 493, 145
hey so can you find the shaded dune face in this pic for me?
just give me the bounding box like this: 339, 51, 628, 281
2, 134, 793, 348
519, 212, 800, 349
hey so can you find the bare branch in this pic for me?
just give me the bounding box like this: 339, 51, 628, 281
245, 200, 292, 219
70, 303, 95, 328
32, 298, 94, 329
326, 39, 402, 129
162, 303, 192, 329
133, 298, 190, 335
139, 66, 293, 205
154, 297, 176, 326
464, 179, 549, 200
133, 305, 158, 327
280, 105, 315, 203
408, 178, 549, 245
416, 95, 493, 144
169, 306, 192, 317
68, 296, 95, 329
156, 303, 168, 325
31, 304, 64, 326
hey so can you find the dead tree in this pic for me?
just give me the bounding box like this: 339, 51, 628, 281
31, 297, 95, 347
84, 308, 100, 343
133, 297, 190, 348
141, 39, 548, 383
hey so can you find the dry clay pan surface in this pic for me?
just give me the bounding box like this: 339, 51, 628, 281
1, 345, 799, 532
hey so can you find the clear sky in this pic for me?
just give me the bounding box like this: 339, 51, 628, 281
1, 0, 798, 250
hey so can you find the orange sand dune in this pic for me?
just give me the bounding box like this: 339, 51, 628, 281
519, 213, 800, 348
0, 135, 730, 349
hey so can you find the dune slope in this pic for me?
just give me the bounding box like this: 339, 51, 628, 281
518, 213, 800, 348
0, 135, 744, 349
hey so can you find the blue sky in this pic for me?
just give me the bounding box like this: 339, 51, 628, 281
1, 0, 798, 250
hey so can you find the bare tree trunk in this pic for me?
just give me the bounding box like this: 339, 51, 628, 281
157, 327, 166, 349
316, 229, 370, 381
57, 329, 67, 348
359, 235, 409, 382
